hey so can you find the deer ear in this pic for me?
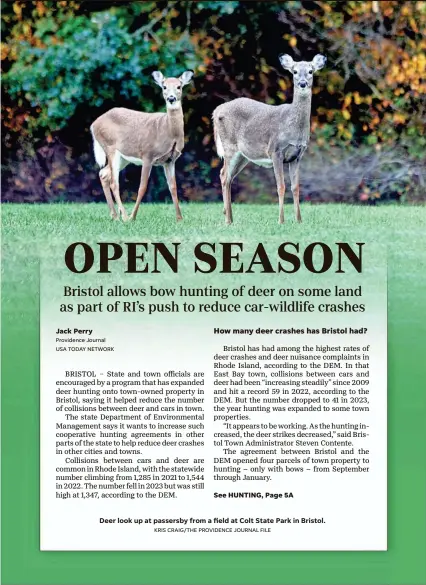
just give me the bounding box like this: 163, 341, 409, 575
279, 54, 294, 71
152, 71, 165, 87
179, 70, 194, 86
312, 54, 327, 72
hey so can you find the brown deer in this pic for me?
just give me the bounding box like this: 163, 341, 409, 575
90, 70, 194, 222
213, 54, 326, 224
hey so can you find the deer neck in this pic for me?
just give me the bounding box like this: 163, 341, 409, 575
288, 90, 312, 144
166, 105, 185, 148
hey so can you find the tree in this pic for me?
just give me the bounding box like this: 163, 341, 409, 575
2, 1, 425, 202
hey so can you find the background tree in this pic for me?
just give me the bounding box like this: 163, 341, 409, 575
2, 1, 425, 203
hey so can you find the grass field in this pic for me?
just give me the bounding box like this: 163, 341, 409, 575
2, 202, 426, 313
2, 201, 426, 243
2, 202, 426, 585
2, 201, 425, 248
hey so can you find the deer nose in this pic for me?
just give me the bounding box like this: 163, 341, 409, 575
167, 96, 177, 104
299, 81, 307, 88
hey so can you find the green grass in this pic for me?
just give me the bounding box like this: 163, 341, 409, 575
2, 202, 426, 585
2, 201, 425, 249
2, 200, 426, 242
2, 202, 426, 314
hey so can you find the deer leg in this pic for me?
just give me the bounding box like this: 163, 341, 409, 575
289, 161, 302, 223
99, 167, 118, 220
223, 180, 233, 225
221, 153, 248, 225
163, 162, 183, 221
272, 156, 286, 224
111, 152, 129, 221
220, 162, 230, 218
128, 163, 152, 222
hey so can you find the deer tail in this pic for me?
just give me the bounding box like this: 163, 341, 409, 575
90, 125, 107, 168
212, 110, 225, 159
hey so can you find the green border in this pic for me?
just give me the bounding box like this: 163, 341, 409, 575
2, 206, 426, 585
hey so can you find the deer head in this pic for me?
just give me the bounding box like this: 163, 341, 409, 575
152, 70, 194, 110
279, 54, 326, 95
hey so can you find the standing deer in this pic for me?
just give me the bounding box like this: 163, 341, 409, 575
213, 54, 326, 224
90, 70, 194, 222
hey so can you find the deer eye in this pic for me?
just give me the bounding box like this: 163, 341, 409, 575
162, 85, 167, 90
308, 69, 313, 74
293, 70, 298, 75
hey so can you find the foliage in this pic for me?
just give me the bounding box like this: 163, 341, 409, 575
2, 1, 425, 203
2, 2, 198, 136
278, 1, 426, 158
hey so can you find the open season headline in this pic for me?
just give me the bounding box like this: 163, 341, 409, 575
64, 241, 364, 274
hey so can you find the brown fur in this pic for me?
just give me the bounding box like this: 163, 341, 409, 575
91, 70, 193, 222
213, 54, 326, 224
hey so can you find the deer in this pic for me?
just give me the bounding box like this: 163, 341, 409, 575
212, 54, 327, 224
90, 70, 194, 222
